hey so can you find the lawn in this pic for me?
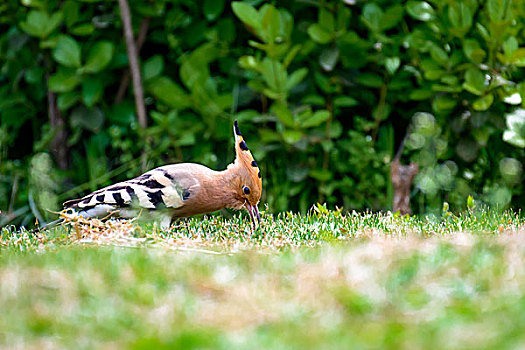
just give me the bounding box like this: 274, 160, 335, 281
2, 206, 525, 349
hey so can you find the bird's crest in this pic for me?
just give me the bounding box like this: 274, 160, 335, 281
232, 120, 262, 198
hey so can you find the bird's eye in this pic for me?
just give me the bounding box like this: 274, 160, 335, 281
243, 186, 251, 195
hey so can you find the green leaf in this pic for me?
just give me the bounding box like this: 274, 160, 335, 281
48, 69, 82, 92
40, 37, 58, 49
319, 8, 335, 32
441, 75, 459, 86
143, 55, 164, 81
286, 68, 308, 91
271, 102, 295, 127
231, 2, 260, 30
430, 45, 448, 67
314, 72, 335, 94
406, 1, 435, 21
355, 73, 383, 88
464, 39, 486, 63
463, 68, 486, 96
336, 7, 351, 31
502, 91, 522, 105
247, 80, 266, 94
260, 4, 280, 44
108, 102, 136, 125
510, 48, 525, 67
180, 43, 219, 89
239, 55, 258, 70
334, 96, 358, 107
361, 3, 383, 32
53, 35, 81, 68
147, 76, 190, 109
505, 109, 525, 133
302, 94, 325, 106
423, 69, 446, 80
473, 94, 494, 111
410, 89, 433, 100
307, 24, 332, 44
321, 140, 333, 152
82, 76, 104, 107
57, 91, 80, 111
25, 67, 44, 85
82, 41, 114, 73
62, 1, 79, 28
448, 3, 472, 36
385, 57, 400, 74
519, 83, 525, 108
258, 57, 284, 92
503, 109, 525, 149
70, 106, 104, 132
487, 0, 511, 22
203, 0, 224, 21
20, 0, 43, 7
309, 169, 332, 181
503, 130, 525, 148
328, 120, 343, 139
282, 130, 303, 144
476, 23, 490, 42
381, 5, 404, 31
503, 36, 518, 57
489, 21, 507, 42
70, 23, 95, 36
319, 47, 339, 72
432, 95, 457, 112
432, 84, 462, 93
302, 110, 330, 128
19, 10, 62, 38
279, 10, 294, 42
283, 45, 301, 68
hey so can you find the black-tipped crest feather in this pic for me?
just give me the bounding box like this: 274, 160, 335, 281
234, 120, 242, 136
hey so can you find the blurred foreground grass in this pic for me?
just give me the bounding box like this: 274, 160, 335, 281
2, 207, 525, 349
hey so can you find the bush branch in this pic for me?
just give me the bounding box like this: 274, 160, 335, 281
115, 17, 150, 105
118, 0, 147, 128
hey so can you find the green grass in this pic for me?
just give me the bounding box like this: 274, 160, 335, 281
2, 206, 525, 349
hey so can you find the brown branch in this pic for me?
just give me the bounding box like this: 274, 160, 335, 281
114, 70, 131, 105
260, 94, 269, 114
115, 17, 150, 104
118, 0, 147, 128
47, 74, 69, 170
390, 118, 418, 215
393, 126, 409, 162
393, 115, 417, 162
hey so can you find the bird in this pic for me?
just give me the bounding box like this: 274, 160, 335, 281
38, 120, 262, 232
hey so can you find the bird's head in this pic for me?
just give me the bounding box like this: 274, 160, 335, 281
230, 120, 262, 228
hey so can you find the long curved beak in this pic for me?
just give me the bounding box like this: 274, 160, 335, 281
244, 202, 261, 230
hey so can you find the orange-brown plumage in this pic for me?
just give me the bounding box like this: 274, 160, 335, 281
62, 121, 262, 229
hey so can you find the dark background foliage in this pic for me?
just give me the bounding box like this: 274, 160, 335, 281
0, 0, 524, 227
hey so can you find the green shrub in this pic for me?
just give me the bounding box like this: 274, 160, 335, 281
0, 0, 524, 226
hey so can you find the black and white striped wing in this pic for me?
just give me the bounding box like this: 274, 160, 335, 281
63, 166, 198, 218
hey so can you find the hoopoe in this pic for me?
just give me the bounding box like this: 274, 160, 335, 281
58, 121, 262, 230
